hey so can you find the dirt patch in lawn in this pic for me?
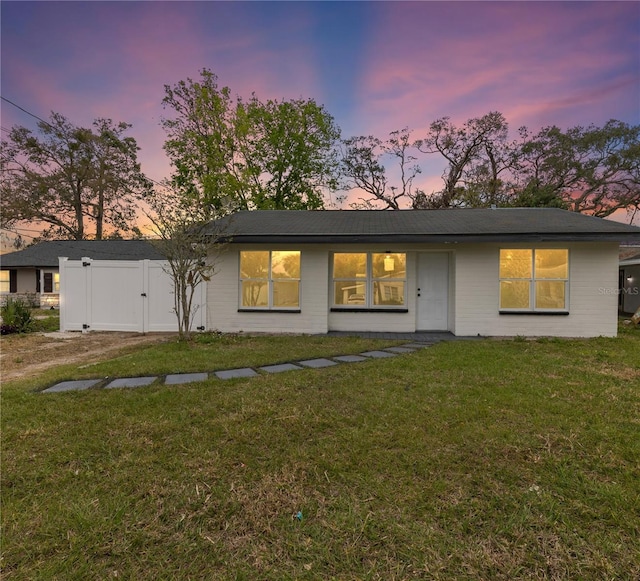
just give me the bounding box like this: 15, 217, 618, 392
0, 331, 176, 382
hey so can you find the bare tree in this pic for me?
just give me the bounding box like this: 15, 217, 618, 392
341, 128, 422, 209
146, 187, 227, 340
414, 112, 509, 208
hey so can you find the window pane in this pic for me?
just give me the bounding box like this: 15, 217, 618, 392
536, 281, 566, 309
500, 280, 530, 309
373, 281, 405, 306
333, 253, 366, 279
53, 273, 60, 292
241, 280, 268, 307
535, 249, 568, 279
334, 281, 366, 305
372, 253, 406, 279
240, 251, 269, 279
273, 281, 299, 308
0, 271, 9, 293
272, 251, 300, 279
500, 250, 532, 278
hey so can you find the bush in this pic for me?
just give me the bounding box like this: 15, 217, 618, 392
0, 297, 33, 333
0, 323, 18, 335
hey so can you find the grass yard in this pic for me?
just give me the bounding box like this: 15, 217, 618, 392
2, 329, 639, 580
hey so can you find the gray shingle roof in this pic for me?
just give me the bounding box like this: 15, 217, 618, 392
0, 240, 165, 268
209, 208, 640, 243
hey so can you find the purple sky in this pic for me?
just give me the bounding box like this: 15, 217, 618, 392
1, 1, 639, 218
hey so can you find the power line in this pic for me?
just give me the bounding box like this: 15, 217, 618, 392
1, 225, 44, 234
1, 95, 52, 128
1, 95, 167, 187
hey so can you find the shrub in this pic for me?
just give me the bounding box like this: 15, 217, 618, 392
0, 297, 33, 333
0, 323, 18, 335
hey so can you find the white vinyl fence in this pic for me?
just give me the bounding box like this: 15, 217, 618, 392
59, 257, 206, 333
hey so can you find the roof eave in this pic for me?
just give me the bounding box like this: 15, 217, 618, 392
221, 233, 640, 244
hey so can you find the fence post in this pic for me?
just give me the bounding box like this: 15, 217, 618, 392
82, 257, 92, 333
59, 257, 68, 332
142, 260, 149, 333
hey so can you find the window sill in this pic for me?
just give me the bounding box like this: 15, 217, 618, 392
238, 308, 301, 314
499, 311, 569, 316
331, 308, 409, 313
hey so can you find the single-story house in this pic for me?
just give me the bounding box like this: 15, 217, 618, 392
0, 240, 165, 308
203, 208, 640, 338
619, 249, 640, 315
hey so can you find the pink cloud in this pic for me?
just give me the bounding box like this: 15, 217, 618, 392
351, 1, 638, 139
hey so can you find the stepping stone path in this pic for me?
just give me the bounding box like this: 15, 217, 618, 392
39, 343, 434, 393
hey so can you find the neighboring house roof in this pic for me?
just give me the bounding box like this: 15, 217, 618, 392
0, 240, 165, 269
620, 253, 640, 266
208, 208, 640, 244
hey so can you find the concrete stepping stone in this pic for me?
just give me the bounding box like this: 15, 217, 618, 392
42, 379, 101, 393
165, 372, 209, 385
105, 376, 157, 389
259, 363, 304, 374
297, 358, 338, 368
333, 355, 368, 363
399, 343, 434, 349
361, 350, 397, 358
215, 368, 258, 380
385, 346, 418, 353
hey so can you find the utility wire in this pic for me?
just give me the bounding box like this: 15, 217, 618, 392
1, 95, 167, 189
1, 96, 52, 128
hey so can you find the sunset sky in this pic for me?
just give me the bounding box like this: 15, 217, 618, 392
1, 0, 639, 234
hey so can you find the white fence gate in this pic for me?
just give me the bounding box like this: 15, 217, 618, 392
59, 257, 206, 333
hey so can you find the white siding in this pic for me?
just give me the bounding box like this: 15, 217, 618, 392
454, 242, 620, 338
16, 269, 37, 293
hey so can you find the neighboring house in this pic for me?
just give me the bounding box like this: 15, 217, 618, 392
204, 208, 640, 338
0, 240, 165, 308
619, 249, 640, 315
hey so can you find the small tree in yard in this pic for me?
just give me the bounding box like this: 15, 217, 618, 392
147, 188, 227, 340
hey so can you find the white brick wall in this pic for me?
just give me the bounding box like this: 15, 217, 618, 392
207, 246, 329, 334
207, 242, 621, 338
453, 242, 619, 338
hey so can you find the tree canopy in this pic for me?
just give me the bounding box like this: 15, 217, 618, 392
340, 113, 640, 221
161, 69, 341, 216
0, 112, 151, 240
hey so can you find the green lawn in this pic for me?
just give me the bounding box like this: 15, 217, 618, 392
2, 329, 639, 580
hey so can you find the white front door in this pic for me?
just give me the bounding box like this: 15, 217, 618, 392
417, 253, 449, 331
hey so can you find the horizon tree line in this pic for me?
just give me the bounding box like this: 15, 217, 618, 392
2, 67, 639, 246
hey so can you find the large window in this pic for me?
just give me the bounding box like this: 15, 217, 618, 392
240, 251, 300, 310
499, 249, 568, 311
333, 252, 406, 308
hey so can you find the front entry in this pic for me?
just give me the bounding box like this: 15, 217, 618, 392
417, 253, 449, 331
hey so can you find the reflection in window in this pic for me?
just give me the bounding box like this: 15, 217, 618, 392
240, 251, 300, 309
333, 253, 406, 308
500, 249, 568, 311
